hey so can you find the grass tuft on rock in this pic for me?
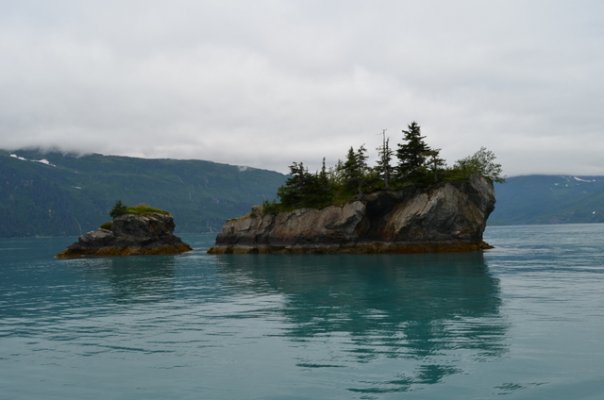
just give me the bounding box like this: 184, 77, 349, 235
125, 204, 170, 216
100, 221, 113, 230
110, 200, 170, 218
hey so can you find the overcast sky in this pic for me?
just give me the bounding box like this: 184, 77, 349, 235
1, 0, 603, 176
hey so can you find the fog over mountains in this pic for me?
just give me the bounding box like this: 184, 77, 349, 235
2, 149, 604, 237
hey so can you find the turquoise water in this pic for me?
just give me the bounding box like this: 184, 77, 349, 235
1, 225, 604, 399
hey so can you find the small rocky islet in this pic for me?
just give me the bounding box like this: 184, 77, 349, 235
57, 204, 191, 258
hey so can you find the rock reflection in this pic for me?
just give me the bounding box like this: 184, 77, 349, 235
216, 252, 507, 392
103, 256, 176, 303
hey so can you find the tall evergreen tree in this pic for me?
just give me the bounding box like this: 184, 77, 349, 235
339, 146, 369, 194
395, 122, 431, 180
277, 162, 308, 207
355, 145, 369, 176
319, 157, 328, 185
314, 157, 333, 205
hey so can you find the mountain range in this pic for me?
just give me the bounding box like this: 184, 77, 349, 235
491, 175, 604, 225
0, 149, 285, 237
2, 149, 604, 237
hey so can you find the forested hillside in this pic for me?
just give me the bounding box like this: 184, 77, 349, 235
0, 149, 285, 237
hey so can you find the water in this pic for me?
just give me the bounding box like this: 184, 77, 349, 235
1, 225, 603, 399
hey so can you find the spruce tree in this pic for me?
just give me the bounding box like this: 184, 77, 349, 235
339, 146, 369, 194
355, 145, 369, 174
395, 122, 431, 181
110, 200, 128, 218
426, 148, 446, 182
277, 160, 335, 209
319, 157, 329, 186
340, 147, 360, 193
277, 162, 307, 207
313, 157, 333, 206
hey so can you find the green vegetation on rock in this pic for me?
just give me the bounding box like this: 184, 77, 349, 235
99, 221, 113, 230
110, 200, 169, 218
125, 204, 170, 216
266, 122, 503, 213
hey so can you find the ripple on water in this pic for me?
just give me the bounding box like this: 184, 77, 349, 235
2, 231, 604, 399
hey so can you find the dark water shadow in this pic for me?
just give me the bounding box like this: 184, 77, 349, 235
215, 252, 507, 392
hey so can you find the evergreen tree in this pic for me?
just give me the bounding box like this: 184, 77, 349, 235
356, 145, 369, 174
339, 147, 359, 193
110, 200, 128, 218
313, 157, 333, 206
426, 148, 446, 182
277, 161, 334, 209
277, 162, 308, 207
395, 122, 431, 181
331, 159, 345, 185
375, 129, 393, 189
339, 146, 369, 194
319, 157, 329, 186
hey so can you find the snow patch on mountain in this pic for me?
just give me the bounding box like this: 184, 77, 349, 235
10, 154, 27, 161
9, 153, 56, 167
573, 176, 596, 183
35, 159, 56, 167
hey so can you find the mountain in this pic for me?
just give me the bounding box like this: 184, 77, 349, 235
0, 149, 285, 237
490, 175, 604, 225
2, 150, 603, 237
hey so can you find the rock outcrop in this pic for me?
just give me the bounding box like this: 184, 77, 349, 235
57, 213, 192, 258
208, 175, 495, 254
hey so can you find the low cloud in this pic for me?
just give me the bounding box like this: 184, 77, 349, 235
1, 0, 603, 175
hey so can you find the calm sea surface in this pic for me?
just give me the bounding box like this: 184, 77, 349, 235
1, 224, 604, 399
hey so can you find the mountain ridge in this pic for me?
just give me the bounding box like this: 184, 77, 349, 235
0, 148, 285, 237
491, 175, 604, 225
3, 148, 604, 237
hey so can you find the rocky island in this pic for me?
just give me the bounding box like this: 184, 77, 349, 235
209, 122, 502, 254
209, 174, 494, 254
57, 203, 192, 258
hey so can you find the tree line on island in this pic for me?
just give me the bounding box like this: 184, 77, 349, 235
265, 122, 503, 212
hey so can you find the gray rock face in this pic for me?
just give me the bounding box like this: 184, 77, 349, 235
209, 175, 495, 254
57, 213, 191, 258
112, 214, 177, 244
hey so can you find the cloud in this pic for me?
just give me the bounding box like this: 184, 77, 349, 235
1, 0, 603, 175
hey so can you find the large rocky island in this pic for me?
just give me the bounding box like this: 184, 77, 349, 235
209, 123, 502, 255
57, 204, 192, 258
208, 174, 495, 254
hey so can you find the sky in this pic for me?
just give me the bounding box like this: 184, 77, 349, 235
1, 0, 603, 176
